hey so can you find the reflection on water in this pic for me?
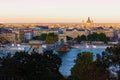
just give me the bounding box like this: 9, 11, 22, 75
59, 48, 105, 76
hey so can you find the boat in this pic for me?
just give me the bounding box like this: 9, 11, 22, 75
92, 45, 96, 48
71, 45, 80, 49
56, 45, 69, 52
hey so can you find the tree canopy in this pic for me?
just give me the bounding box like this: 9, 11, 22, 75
0, 50, 65, 80
46, 33, 58, 44
102, 44, 120, 79
32, 33, 58, 44
87, 32, 109, 43
33, 33, 47, 41
75, 33, 109, 44
70, 52, 109, 80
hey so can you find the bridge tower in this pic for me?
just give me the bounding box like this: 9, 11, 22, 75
28, 41, 42, 55
58, 28, 66, 43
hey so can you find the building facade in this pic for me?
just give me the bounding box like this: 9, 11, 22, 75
91, 27, 115, 40
65, 28, 88, 38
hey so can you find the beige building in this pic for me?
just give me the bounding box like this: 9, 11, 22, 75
118, 33, 120, 40
33, 29, 58, 37
85, 17, 94, 29
91, 27, 114, 39
33, 29, 40, 37
118, 31, 120, 40
12, 30, 22, 43
104, 29, 114, 39
65, 28, 87, 38
0, 32, 16, 43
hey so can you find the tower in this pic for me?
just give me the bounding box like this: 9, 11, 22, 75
28, 41, 42, 55
86, 17, 92, 29
82, 20, 85, 29
58, 28, 66, 43
91, 20, 94, 28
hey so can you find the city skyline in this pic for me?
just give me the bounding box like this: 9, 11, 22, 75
0, 0, 120, 23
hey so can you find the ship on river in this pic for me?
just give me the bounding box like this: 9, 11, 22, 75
56, 44, 70, 52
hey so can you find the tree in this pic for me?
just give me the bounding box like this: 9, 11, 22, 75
47, 33, 55, 36
102, 44, 120, 79
98, 33, 108, 43
91, 32, 99, 41
66, 36, 73, 41
32, 33, 47, 41
70, 52, 109, 80
93, 54, 109, 80
46, 33, 58, 44
87, 32, 109, 43
102, 44, 120, 66
87, 34, 93, 42
71, 52, 93, 80
40, 33, 47, 41
80, 35, 87, 41
32, 36, 41, 40
75, 35, 81, 44
87, 33, 98, 42
0, 51, 65, 80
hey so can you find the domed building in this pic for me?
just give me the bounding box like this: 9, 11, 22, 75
86, 17, 94, 29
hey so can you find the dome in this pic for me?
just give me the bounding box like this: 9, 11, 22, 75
86, 17, 92, 23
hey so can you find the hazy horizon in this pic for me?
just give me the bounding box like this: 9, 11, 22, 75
1, 22, 120, 24
0, 0, 120, 23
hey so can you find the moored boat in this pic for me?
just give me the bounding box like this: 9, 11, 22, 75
56, 45, 69, 52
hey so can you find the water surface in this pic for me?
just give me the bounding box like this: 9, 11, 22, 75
59, 47, 106, 76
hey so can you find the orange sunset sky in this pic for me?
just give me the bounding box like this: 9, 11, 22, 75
0, 0, 120, 23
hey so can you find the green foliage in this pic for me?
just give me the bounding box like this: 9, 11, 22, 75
66, 36, 73, 41
87, 32, 98, 41
46, 33, 58, 44
71, 52, 93, 80
40, 33, 47, 41
75, 33, 108, 44
75, 35, 87, 43
99, 33, 108, 43
0, 51, 65, 80
102, 44, 120, 79
32, 33, 47, 41
32, 36, 41, 40
32, 33, 58, 44
118, 70, 120, 79
75, 35, 81, 44
71, 52, 109, 80
47, 32, 55, 36
87, 34, 93, 42
80, 35, 87, 41
102, 44, 120, 67
87, 32, 108, 43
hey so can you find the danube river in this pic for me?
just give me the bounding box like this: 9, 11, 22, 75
0, 44, 109, 77
59, 46, 107, 76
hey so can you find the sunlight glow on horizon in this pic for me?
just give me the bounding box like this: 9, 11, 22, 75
0, 0, 120, 23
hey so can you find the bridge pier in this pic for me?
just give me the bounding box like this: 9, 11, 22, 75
28, 41, 42, 55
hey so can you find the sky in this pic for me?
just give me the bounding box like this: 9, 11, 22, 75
0, 0, 120, 23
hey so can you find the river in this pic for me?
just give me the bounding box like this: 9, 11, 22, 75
0, 44, 108, 77
59, 47, 106, 76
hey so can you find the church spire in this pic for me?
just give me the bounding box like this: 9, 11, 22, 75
87, 17, 91, 23
82, 20, 85, 29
